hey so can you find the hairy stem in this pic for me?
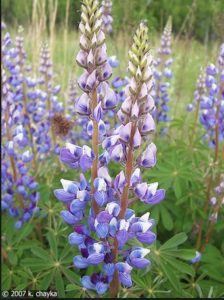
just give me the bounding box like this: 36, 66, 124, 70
91, 89, 100, 215
109, 238, 119, 298
109, 123, 136, 297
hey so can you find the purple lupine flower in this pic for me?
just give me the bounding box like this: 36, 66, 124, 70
190, 251, 201, 264
102, 0, 113, 34
1, 63, 39, 228
191, 44, 224, 147
208, 174, 224, 223
151, 17, 173, 133
55, 11, 165, 297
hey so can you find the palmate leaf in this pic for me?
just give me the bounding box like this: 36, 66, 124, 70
20, 258, 52, 272
46, 231, 58, 259
31, 247, 53, 261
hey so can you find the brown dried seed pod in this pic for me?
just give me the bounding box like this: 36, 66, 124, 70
51, 113, 73, 137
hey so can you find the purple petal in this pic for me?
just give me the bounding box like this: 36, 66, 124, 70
139, 143, 157, 168
119, 272, 132, 288
87, 253, 104, 265
144, 189, 165, 205
61, 210, 77, 225
73, 255, 88, 269
96, 223, 109, 238
119, 122, 132, 143
54, 189, 75, 202
75, 93, 91, 115
97, 211, 113, 223
129, 257, 150, 269
70, 199, 86, 212
80, 155, 93, 172
94, 191, 108, 206
136, 232, 156, 244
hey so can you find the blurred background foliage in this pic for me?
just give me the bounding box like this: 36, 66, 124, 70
2, 0, 224, 43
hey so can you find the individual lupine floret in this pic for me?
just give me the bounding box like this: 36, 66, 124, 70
151, 17, 173, 132
101, 0, 113, 34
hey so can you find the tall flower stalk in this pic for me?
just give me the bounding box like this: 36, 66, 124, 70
152, 17, 173, 134
102, 0, 113, 34
194, 44, 224, 252
55, 14, 165, 297
75, 0, 114, 214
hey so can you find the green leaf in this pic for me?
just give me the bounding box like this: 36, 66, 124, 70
55, 270, 65, 298
21, 258, 52, 272
160, 205, 174, 231
160, 259, 180, 291
61, 267, 80, 284
8, 251, 18, 266
15, 223, 34, 244
166, 249, 196, 260
173, 177, 182, 198
162, 256, 195, 277
46, 231, 58, 259
160, 233, 187, 251
39, 272, 54, 290
66, 284, 81, 292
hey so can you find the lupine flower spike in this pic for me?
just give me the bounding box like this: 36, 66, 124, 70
102, 0, 113, 34
152, 17, 173, 135
187, 43, 224, 157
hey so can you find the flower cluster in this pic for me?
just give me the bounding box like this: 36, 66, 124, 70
101, 0, 113, 34
1, 24, 67, 227
1, 65, 39, 229
151, 17, 173, 133
188, 44, 224, 148
187, 68, 207, 113
209, 175, 224, 223
55, 4, 165, 296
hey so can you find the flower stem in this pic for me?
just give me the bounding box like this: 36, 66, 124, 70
109, 123, 136, 297
109, 238, 119, 298
91, 89, 100, 216
119, 123, 136, 218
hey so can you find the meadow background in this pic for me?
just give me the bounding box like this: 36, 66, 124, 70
1, 0, 224, 298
